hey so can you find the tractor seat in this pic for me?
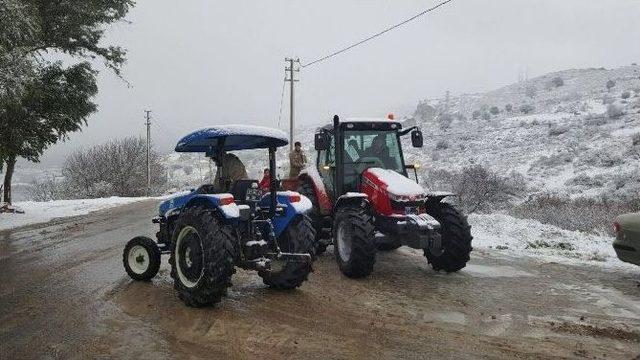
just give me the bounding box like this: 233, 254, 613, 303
230, 179, 259, 203
195, 184, 221, 194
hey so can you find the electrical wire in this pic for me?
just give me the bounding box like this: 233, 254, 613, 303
301, 0, 456, 68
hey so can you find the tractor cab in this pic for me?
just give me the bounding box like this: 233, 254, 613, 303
313, 117, 423, 195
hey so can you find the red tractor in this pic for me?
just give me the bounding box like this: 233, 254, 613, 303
294, 115, 472, 278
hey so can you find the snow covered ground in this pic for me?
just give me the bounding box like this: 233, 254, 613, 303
0, 197, 149, 231
469, 213, 635, 269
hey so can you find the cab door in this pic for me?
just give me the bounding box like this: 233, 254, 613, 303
317, 134, 335, 200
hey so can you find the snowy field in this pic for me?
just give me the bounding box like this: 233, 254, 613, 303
0, 197, 149, 231
469, 213, 634, 269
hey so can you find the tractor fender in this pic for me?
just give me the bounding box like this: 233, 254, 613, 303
183, 194, 241, 220
263, 191, 312, 237
334, 192, 370, 212
299, 167, 332, 215
425, 191, 455, 203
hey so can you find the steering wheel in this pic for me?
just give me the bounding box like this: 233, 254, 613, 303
353, 157, 384, 175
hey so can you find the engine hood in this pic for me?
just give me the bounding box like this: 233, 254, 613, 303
362, 168, 426, 200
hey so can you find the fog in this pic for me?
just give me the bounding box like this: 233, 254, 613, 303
39, 0, 640, 165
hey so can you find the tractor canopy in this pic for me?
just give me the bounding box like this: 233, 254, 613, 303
175, 125, 288, 152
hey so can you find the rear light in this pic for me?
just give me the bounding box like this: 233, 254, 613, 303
288, 193, 301, 203
219, 196, 235, 205
613, 221, 621, 234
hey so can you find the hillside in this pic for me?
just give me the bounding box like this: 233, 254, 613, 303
407, 65, 640, 201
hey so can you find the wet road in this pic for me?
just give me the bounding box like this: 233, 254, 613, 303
1, 200, 639, 359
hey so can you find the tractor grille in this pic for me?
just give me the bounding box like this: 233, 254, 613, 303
390, 200, 424, 213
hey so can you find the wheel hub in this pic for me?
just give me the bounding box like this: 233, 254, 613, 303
128, 245, 150, 274
336, 222, 352, 262
175, 226, 204, 288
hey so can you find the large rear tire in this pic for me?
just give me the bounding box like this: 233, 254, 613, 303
423, 202, 472, 272
259, 215, 315, 289
297, 180, 328, 255
169, 206, 236, 307
333, 206, 376, 278
123, 236, 161, 281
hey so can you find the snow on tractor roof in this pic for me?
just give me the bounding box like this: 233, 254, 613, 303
175, 125, 288, 152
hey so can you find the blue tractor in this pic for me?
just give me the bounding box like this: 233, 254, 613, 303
123, 125, 316, 307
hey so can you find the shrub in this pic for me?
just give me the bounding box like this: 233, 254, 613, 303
525, 85, 537, 98
435, 139, 449, 150
505, 104, 513, 112
511, 195, 640, 234
428, 165, 526, 213
621, 91, 631, 99
519, 104, 535, 114
63, 137, 167, 198
602, 95, 614, 105
489, 106, 500, 115
548, 125, 569, 136
28, 176, 69, 201
472, 110, 481, 120
607, 103, 624, 118
551, 76, 564, 87
438, 113, 453, 130
606, 79, 616, 92
633, 133, 640, 146
481, 112, 491, 121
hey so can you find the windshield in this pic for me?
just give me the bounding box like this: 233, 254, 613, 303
343, 130, 404, 173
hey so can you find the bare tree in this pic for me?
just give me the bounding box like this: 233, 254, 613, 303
63, 137, 166, 198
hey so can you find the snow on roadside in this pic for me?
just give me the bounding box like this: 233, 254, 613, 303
0, 197, 149, 231
469, 213, 634, 269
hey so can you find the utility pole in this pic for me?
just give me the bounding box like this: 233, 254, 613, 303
285, 58, 300, 151
145, 110, 151, 196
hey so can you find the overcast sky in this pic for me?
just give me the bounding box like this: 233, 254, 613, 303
38, 0, 640, 165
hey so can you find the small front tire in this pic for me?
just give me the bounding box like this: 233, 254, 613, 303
123, 236, 161, 281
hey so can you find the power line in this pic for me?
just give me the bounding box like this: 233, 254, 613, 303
301, 0, 456, 68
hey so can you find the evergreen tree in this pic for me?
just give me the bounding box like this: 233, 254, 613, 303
0, 0, 134, 203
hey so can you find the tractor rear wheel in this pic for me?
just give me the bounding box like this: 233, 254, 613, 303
259, 215, 315, 289
423, 202, 472, 272
123, 236, 161, 281
297, 180, 328, 255
333, 206, 376, 278
169, 206, 236, 307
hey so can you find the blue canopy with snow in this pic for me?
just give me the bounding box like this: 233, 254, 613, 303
175, 125, 288, 152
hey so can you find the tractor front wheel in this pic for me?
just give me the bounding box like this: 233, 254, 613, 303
423, 202, 472, 272
169, 206, 236, 307
333, 206, 376, 278
123, 236, 161, 281
259, 215, 315, 289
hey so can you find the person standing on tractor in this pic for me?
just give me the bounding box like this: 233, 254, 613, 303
214, 152, 248, 190
289, 141, 307, 177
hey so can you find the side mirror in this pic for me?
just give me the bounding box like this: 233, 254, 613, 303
411, 129, 423, 148
314, 132, 327, 150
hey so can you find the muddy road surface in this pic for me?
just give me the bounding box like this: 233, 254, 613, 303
1, 200, 639, 359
